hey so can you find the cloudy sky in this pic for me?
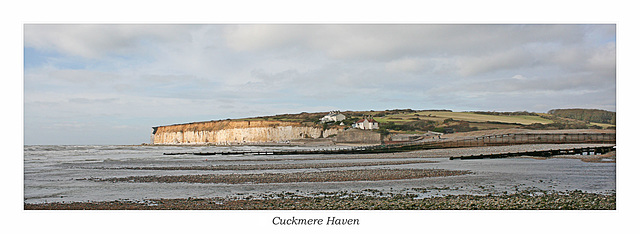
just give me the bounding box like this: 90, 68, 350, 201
23, 24, 616, 145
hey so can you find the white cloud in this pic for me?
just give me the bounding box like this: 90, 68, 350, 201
23, 24, 617, 144
223, 25, 307, 51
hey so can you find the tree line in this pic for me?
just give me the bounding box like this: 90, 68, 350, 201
548, 108, 615, 125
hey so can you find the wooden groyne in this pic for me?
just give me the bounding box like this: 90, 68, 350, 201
449, 145, 615, 160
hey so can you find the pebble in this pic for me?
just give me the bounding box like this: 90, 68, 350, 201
94, 168, 471, 184
24, 190, 615, 210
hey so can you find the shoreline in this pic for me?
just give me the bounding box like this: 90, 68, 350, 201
24, 189, 615, 210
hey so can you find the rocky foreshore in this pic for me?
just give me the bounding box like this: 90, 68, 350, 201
98, 159, 437, 171
24, 189, 615, 210
87, 168, 470, 184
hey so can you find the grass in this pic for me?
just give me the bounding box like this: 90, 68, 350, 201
589, 122, 616, 128
468, 122, 521, 130
236, 110, 560, 126
414, 111, 554, 125
221, 110, 612, 133
236, 117, 313, 122
372, 117, 414, 123
372, 111, 554, 126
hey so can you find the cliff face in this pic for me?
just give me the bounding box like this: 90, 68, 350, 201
152, 120, 343, 145
335, 128, 381, 144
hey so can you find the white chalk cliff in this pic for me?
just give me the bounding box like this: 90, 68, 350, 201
152, 120, 342, 145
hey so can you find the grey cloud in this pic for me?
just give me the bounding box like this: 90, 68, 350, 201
385, 58, 427, 73
46, 69, 121, 84
457, 48, 534, 76
68, 97, 119, 104
221, 24, 594, 61
140, 74, 204, 84
249, 69, 300, 87
24, 24, 197, 58
430, 72, 614, 98
586, 42, 616, 76
23, 24, 616, 144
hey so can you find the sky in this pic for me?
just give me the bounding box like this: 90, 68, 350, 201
23, 24, 616, 145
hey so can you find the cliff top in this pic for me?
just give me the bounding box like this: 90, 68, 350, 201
153, 108, 615, 134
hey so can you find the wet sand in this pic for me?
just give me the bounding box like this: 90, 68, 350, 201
96, 159, 437, 171
24, 189, 615, 210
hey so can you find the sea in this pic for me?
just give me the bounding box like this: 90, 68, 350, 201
23, 144, 616, 204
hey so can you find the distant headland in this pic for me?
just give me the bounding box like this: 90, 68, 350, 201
150, 108, 615, 145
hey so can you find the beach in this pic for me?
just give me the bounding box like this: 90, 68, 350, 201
24, 144, 616, 209
25, 189, 614, 210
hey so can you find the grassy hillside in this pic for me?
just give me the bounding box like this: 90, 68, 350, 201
548, 108, 616, 125
413, 111, 553, 125
233, 108, 614, 135
238, 112, 326, 123
370, 110, 556, 134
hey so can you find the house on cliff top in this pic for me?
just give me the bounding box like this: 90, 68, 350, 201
320, 111, 346, 123
353, 117, 379, 130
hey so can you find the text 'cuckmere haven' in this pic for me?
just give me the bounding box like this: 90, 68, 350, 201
272, 216, 360, 225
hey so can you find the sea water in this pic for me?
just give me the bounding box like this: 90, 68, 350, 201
24, 145, 616, 204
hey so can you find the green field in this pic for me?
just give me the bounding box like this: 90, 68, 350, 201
588, 122, 616, 128
373, 111, 554, 125
229, 109, 613, 134
371, 117, 414, 123
417, 111, 554, 125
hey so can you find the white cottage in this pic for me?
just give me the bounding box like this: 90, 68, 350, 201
320, 111, 346, 123
353, 118, 379, 130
